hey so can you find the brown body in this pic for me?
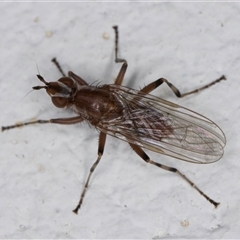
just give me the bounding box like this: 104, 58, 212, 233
73, 86, 123, 124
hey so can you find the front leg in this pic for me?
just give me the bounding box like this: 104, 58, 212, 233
2, 116, 84, 132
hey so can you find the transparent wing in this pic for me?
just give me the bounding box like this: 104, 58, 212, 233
97, 85, 226, 164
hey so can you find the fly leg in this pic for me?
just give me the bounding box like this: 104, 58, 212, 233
52, 57, 66, 77
179, 75, 226, 97
2, 116, 83, 131
112, 26, 128, 86
73, 132, 107, 214
139, 75, 226, 97
113, 26, 226, 96
128, 142, 220, 208
113, 25, 127, 64
52, 58, 89, 86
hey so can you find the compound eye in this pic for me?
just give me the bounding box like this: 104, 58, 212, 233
51, 97, 68, 108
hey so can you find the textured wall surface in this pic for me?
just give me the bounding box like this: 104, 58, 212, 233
0, 2, 238, 238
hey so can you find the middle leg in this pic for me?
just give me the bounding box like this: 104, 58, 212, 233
73, 131, 107, 214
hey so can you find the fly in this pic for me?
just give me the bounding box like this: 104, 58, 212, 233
2, 26, 226, 214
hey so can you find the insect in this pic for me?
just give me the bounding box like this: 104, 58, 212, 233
2, 26, 226, 214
